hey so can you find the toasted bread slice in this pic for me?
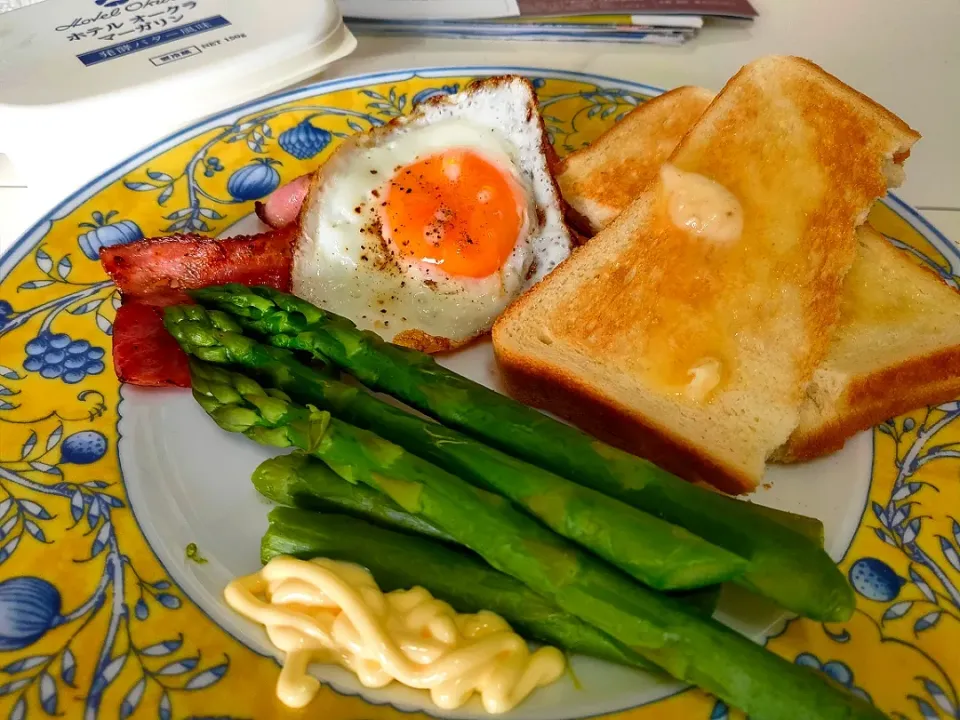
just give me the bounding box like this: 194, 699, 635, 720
558, 81, 955, 464
494, 56, 920, 494
776, 225, 960, 461
557, 86, 714, 236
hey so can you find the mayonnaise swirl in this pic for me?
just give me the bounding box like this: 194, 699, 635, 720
224, 556, 565, 714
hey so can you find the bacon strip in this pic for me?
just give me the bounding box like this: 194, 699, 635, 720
102, 225, 298, 387
254, 174, 312, 229
100, 224, 298, 306
113, 303, 192, 388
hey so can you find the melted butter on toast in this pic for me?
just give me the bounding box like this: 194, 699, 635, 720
685, 357, 724, 402
661, 164, 743, 245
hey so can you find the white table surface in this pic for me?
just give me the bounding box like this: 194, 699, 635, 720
1, 0, 958, 254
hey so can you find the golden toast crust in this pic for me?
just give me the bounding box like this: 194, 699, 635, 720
781, 346, 960, 461
495, 331, 757, 494
557, 86, 714, 236
779, 228, 960, 461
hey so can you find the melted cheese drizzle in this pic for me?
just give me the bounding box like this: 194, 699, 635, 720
660, 164, 743, 244
224, 556, 565, 714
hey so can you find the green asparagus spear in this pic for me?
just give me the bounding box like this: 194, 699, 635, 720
190, 284, 844, 619
188, 361, 883, 720
262, 506, 654, 670
166, 305, 747, 591
184, 283, 822, 548
253, 452, 456, 543
254, 453, 721, 618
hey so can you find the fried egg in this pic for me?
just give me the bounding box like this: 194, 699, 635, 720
293, 77, 574, 352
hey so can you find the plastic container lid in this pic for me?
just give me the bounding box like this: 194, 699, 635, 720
0, 0, 356, 201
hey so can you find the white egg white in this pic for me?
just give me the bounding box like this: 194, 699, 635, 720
293, 78, 573, 348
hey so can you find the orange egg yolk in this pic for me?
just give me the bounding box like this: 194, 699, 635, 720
380, 149, 526, 278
